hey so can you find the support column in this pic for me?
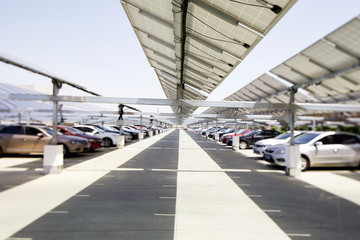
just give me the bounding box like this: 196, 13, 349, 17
285, 88, 300, 177
44, 79, 63, 175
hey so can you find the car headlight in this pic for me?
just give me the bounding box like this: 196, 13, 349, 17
88, 139, 95, 142
70, 140, 80, 144
275, 149, 285, 154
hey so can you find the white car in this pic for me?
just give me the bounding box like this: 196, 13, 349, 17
253, 131, 302, 156
263, 131, 360, 171
73, 125, 119, 147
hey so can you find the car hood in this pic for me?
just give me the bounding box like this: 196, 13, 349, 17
256, 138, 289, 145
57, 135, 87, 141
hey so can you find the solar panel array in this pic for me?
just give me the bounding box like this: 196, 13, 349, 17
121, 0, 296, 114
204, 16, 360, 120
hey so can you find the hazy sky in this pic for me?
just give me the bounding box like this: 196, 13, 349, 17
0, 0, 359, 114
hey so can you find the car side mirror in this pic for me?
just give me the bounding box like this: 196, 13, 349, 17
37, 133, 44, 138
314, 141, 323, 146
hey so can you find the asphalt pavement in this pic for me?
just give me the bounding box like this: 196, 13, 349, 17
0, 129, 359, 240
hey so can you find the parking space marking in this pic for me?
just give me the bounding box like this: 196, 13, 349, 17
154, 214, 175, 217
287, 233, 311, 237
49, 211, 68, 214
115, 168, 144, 171
1, 168, 28, 172
7, 238, 33, 240
256, 169, 284, 173
263, 210, 282, 213
248, 195, 263, 198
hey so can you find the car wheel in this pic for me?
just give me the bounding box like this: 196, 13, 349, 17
300, 155, 310, 171
103, 138, 113, 147
62, 144, 69, 157
239, 141, 248, 150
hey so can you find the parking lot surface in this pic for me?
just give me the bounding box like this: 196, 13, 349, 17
0, 129, 359, 240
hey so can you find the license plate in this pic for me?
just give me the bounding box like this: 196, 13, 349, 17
264, 155, 270, 160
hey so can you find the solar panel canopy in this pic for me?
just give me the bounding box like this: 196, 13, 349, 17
121, 0, 297, 114
204, 16, 360, 122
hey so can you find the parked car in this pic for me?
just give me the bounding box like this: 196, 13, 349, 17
0, 124, 89, 157
263, 131, 360, 171
84, 124, 132, 142
57, 126, 103, 150
223, 129, 252, 145
219, 129, 235, 142
238, 129, 281, 149
253, 131, 302, 156
112, 125, 140, 140
73, 125, 119, 147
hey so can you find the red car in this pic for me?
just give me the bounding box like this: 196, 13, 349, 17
221, 129, 252, 144
57, 126, 103, 150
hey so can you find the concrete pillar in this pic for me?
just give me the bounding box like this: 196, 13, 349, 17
232, 135, 240, 150
43, 145, 63, 174
116, 135, 125, 149
286, 88, 301, 176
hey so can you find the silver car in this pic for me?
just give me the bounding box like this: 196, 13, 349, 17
264, 131, 360, 171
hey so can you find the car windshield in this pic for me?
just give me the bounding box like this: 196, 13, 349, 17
236, 129, 247, 134
40, 126, 63, 136
102, 125, 117, 132
93, 127, 106, 133
274, 132, 291, 140
65, 127, 85, 135
243, 130, 257, 136
294, 133, 320, 144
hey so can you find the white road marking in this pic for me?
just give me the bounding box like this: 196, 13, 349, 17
287, 233, 311, 237
49, 211, 68, 214
115, 168, 144, 171
263, 210, 282, 213
174, 131, 291, 240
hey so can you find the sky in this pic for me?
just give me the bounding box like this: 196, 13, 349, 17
0, 0, 359, 115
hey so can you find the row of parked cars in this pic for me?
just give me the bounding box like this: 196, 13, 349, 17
0, 123, 164, 157
194, 127, 360, 171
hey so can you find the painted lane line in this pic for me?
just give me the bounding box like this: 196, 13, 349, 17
1, 168, 28, 172
148, 147, 163, 149
115, 168, 144, 171
175, 131, 291, 240
154, 214, 175, 217
256, 169, 284, 173
223, 169, 251, 172
163, 185, 176, 188
263, 210, 282, 213
49, 211, 68, 214
248, 195, 263, 198
287, 233, 311, 237
7, 238, 33, 240
159, 196, 176, 199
